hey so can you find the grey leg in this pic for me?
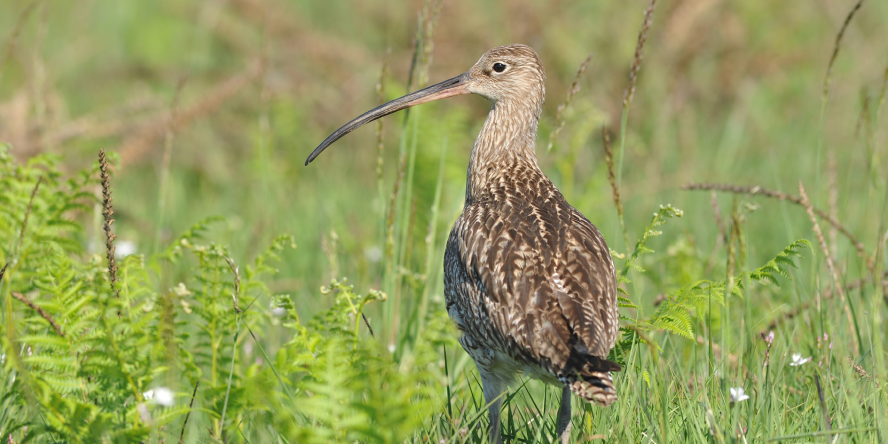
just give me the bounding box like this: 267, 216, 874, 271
556, 386, 572, 444
480, 372, 505, 444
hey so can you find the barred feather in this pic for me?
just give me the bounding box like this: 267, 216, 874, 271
442, 45, 621, 406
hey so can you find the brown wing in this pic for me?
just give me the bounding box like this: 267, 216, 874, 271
446, 188, 620, 378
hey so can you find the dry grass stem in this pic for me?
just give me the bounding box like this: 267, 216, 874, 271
179, 381, 199, 444
624, 0, 658, 107
822, 0, 865, 104
14, 175, 42, 257
546, 53, 593, 154
0, 261, 8, 282
602, 127, 619, 210
99, 149, 119, 299
683, 182, 873, 272
118, 61, 262, 168
798, 181, 858, 352
417, 0, 445, 89
360, 312, 375, 338
404, 15, 423, 98
11, 291, 63, 337
602, 126, 627, 244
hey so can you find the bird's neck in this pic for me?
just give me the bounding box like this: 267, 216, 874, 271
466, 100, 543, 203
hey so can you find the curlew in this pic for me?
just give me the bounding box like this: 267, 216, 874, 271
307, 44, 621, 444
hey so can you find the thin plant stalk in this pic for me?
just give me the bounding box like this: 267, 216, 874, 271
178, 381, 199, 444
798, 181, 860, 353
414, 136, 447, 341
616, 0, 658, 253
814, 0, 865, 246
546, 53, 594, 156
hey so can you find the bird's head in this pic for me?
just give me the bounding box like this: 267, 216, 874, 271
464, 44, 546, 108
306, 44, 546, 165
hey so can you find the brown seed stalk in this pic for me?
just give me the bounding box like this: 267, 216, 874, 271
99, 149, 119, 299
11, 291, 64, 337
602, 126, 625, 242
683, 182, 873, 272
822, 0, 865, 104
547, 53, 594, 154
624, 0, 658, 107
179, 380, 200, 444
799, 181, 858, 352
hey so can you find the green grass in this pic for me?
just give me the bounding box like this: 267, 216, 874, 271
0, 0, 886, 442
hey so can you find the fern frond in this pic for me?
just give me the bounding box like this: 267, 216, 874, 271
748, 239, 812, 287
621, 204, 683, 279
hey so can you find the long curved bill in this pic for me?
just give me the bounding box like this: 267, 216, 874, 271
305, 72, 472, 165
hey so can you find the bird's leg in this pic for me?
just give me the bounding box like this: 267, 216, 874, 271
480, 372, 505, 444
556, 385, 572, 444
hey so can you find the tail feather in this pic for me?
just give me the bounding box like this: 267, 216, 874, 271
561, 333, 621, 405
564, 371, 617, 406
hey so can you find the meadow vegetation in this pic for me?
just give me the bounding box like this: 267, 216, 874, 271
0, 0, 886, 442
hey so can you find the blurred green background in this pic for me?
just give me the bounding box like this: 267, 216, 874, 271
1, 0, 886, 359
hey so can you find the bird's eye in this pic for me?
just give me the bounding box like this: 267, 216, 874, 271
492, 62, 507, 73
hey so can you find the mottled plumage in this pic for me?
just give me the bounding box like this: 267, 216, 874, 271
307, 44, 620, 444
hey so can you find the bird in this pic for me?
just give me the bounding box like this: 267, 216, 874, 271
306, 44, 621, 444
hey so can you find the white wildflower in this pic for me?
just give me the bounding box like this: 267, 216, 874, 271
116, 240, 137, 257
154, 387, 174, 406
730, 387, 750, 403
144, 387, 174, 406
789, 353, 810, 367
